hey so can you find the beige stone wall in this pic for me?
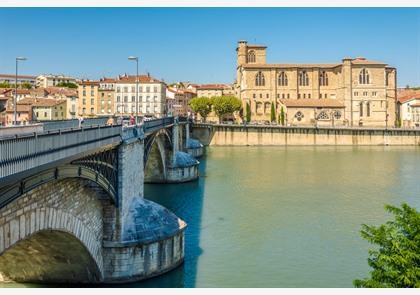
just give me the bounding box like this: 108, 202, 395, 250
78, 84, 99, 117
97, 89, 115, 116
0, 178, 105, 283
192, 124, 420, 146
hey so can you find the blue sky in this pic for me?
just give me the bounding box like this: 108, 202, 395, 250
0, 8, 419, 86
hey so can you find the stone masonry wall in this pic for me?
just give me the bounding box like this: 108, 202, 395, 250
193, 124, 420, 146
0, 178, 105, 281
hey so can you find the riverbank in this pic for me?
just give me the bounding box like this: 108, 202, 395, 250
192, 123, 420, 146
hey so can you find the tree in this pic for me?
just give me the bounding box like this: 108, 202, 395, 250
56, 82, 78, 89
0, 82, 10, 88
212, 96, 242, 123
246, 102, 251, 123
395, 117, 402, 128
354, 203, 420, 288
188, 96, 213, 122
279, 106, 285, 126
270, 102, 276, 123
21, 82, 32, 89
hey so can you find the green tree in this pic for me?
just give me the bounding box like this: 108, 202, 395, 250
245, 102, 251, 123
212, 96, 242, 123
20, 82, 32, 89
56, 82, 78, 89
0, 82, 11, 88
279, 106, 285, 126
354, 203, 420, 288
270, 102, 276, 123
395, 117, 402, 128
188, 96, 213, 122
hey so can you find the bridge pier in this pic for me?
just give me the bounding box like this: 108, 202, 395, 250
102, 130, 187, 283
144, 120, 200, 183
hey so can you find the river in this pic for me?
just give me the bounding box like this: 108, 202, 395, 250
138, 146, 420, 287
3, 146, 420, 287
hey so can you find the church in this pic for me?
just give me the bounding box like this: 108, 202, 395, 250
234, 40, 397, 127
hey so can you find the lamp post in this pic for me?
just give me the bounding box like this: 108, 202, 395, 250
128, 56, 139, 124
14, 57, 27, 125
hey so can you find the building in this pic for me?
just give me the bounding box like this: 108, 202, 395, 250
42, 87, 78, 119
4, 97, 67, 125
98, 78, 116, 116
0, 74, 37, 87
397, 90, 420, 128
5, 99, 33, 125
166, 88, 195, 116
115, 74, 166, 117
36, 74, 77, 88
78, 80, 99, 117
196, 84, 235, 98
235, 40, 397, 127
31, 98, 67, 121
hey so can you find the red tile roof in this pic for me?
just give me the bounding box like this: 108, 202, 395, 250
196, 84, 232, 90
100, 77, 117, 83
397, 91, 420, 103
243, 57, 387, 69
116, 75, 161, 84
79, 80, 99, 86
32, 98, 66, 107
45, 87, 77, 97
280, 99, 344, 108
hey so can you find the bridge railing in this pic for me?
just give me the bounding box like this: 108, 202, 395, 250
41, 117, 112, 131
0, 125, 122, 180
143, 117, 175, 134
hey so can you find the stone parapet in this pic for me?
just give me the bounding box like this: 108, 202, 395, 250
192, 123, 420, 146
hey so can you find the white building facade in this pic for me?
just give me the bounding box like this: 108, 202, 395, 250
115, 75, 166, 117
398, 92, 420, 128
36, 74, 77, 88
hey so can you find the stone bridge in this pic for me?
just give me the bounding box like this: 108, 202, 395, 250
0, 117, 204, 284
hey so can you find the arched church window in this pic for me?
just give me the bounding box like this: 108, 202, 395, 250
255, 71, 265, 86
359, 68, 370, 84
319, 71, 329, 86
299, 71, 309, 86
247, 50, 256, 63
278, 71, 288, 86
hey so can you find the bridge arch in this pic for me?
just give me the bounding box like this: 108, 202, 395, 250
0, 178, 105, 283
144, 128, 173, 183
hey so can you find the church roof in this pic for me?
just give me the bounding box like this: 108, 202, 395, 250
280, 99, 345, 108
242, 57, 387, 69
243, 63, 341, 69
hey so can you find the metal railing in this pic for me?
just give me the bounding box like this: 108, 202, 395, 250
0, 125, 122, 180
0, 116, 188, 181
143, 117, 175, 135
42, 117, 113, 131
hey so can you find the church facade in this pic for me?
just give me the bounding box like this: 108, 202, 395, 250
235, 40, 397, 127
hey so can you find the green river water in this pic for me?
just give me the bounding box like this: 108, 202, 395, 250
3, 146, 420, 287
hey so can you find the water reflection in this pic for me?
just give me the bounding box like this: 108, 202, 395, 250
137, 156, 208, 287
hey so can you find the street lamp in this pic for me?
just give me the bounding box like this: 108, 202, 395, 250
14, 57, 27, 125
128, 56, 139, 124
